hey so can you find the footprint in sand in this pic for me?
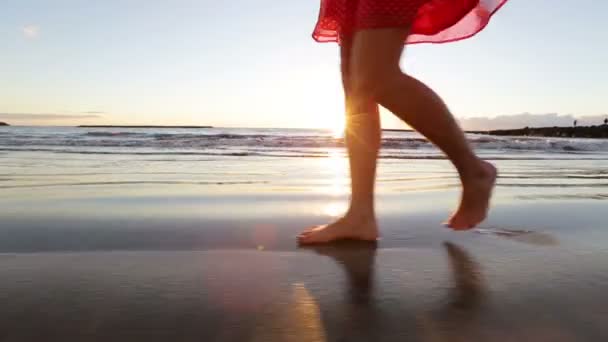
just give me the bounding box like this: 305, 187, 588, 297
474, 228, 558, 246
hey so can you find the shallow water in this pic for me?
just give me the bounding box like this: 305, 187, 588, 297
1, 127, 608, 250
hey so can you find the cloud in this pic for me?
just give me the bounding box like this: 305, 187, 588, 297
460, 113, 608, 131
22, 25, 40, 39
0, 113, 102, 120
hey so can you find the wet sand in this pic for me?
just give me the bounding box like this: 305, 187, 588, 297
2, 148, 608, 341
1, 200, 608, 341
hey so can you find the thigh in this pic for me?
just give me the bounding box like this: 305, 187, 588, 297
340, 36, 354, 92
350, 28, 409, 82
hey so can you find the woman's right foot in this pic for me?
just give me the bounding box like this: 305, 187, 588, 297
297, 213, 379, 245
446, 161, 497, 230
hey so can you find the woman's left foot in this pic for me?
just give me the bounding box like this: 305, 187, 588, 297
446, 161, 497, 230
297, 214, 379, 245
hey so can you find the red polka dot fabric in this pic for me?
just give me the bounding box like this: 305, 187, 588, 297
312, 0, 508, 44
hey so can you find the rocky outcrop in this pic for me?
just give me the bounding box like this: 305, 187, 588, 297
489, 125, 608, 139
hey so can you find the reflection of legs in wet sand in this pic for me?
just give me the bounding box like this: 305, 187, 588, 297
420, 243, 580, 342
304, 241, 378, 341
307, 241, 482, 311
443, 242, 485, 311
418, 242, 487, 341
306, 241, 487, 341
307, 240, 378, 305
303, 242, 581, 341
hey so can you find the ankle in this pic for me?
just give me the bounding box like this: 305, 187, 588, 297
457, 158, 489, 180
344, 207, 376, 222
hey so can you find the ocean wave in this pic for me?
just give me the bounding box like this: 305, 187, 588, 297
2, 129, 608, 155
2, 147, 607, 161
516, 193, 608, 200
0, 180, 269, 189
84, 132, 148, 137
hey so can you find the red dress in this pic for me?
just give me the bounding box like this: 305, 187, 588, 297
313, 0, 507, 44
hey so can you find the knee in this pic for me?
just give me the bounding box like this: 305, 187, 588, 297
350, 62, 400, 102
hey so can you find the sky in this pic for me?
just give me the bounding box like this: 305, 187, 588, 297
1, 0, 607, 129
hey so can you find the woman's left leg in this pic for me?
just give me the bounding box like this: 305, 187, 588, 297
298, 36, 381, 244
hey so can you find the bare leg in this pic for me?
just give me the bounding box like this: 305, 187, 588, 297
298, 38, 380, 244
350, 28, 496, 230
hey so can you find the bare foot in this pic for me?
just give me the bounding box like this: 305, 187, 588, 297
297, 215, 379, 245
447, 161, 497, 230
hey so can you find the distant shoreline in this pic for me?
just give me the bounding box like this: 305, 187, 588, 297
488, 125, 608, 139
78, 125, 213, 129
4, 125, 604, 139
385, 128, 488, 134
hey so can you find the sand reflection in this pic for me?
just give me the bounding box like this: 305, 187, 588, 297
304, 241, 492, 341
318, 150, 349, 218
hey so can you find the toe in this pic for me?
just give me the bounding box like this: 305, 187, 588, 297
298, 235, 319, 245
446, 216, 470, 230
300, 226, 316, 234
298, 232, 314, 241
298, 225, 322, 237
297, 234, 310, 243
452, 221, 477, 231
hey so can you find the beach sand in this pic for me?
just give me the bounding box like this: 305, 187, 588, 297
2, 138, 608, 341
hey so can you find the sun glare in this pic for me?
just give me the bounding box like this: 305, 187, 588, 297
331, 116, 345, 138
324, 150, 348, 196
